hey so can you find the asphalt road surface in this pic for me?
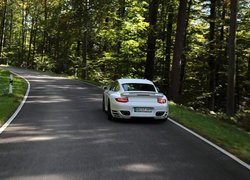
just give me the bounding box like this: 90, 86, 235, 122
0, 67, 249, 180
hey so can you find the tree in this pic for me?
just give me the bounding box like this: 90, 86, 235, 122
0, 0, 7, 63
226, 0, 238, 116
208, 0, 217, 110
180, 0, 192, 95
163, 2, 174, 95
116, 0, 126, 54
169, 0, 188, 102
1, 0, 249, 119
81, 0, 90, 79
41, 0, 48, 63
144, 0, 159, 80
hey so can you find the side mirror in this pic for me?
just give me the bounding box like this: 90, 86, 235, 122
103, 86, 110, 90
156, 87, 160, 92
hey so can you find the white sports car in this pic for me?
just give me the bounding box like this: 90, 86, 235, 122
103, 78, 169, 121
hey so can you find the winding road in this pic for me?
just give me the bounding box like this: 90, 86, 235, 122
0, 67, 249, 180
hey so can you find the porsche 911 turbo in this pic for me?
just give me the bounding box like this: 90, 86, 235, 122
103, 79, 169, 121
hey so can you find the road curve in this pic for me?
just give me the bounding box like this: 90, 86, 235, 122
0, 67, 249, 180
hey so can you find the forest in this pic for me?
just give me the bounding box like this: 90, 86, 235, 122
0, 0, 249, 119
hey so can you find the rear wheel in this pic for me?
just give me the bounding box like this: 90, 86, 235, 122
107, 101, 114, 120
102, 95, 105, 112
161, 116, 168, 123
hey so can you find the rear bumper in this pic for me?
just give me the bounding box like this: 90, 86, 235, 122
110, 101, 169, 119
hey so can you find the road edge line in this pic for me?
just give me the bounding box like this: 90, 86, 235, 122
168, 118, 250, 170
0, 70, 30, 134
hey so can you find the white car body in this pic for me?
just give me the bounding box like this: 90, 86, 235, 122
103, 79, 169, 120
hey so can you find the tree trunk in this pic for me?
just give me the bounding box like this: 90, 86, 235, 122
117, 0, 125, 54
170, 0, 188, 102
82, 0, 89, 79
164, 4, 174, 95
20, 0, 27, 66
82, 30, 88, 79
0, 0, 7, 63
27, 17, 35, 67
248, 57, 250, 82
32, 18, 38, 69
41, 0, 48, 63
144, 0, 159, 80
8, 8, 13, 54
180, 0, 192, 95
208, 0, 217, 110
216, 0, 226, 109
247, 57, 250, 99
226, 0, 238, 116
76, 40, 81, 57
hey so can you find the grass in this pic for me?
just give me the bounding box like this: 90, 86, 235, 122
169, 102, 250, 163
0, 68, 27, 126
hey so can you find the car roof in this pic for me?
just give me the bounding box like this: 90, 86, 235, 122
117, 78, 154, 85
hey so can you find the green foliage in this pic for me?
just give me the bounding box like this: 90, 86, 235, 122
0, 0, 249, 127
235, 112, 250, 131
34, 55, 55, 72
0, 68, 27, 125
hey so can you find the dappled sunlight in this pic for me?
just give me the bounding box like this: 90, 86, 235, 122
27, 136, 58, 142
45, 84, 88, 90
0, 121, 122, 144
92, 138, 117, 144
81, 97, 102, 102
22, 75, 102, 105
77, 96, 102, 103
4, 124, 39, 132
121, 163, 163, 173
29, 79, 52, 83
27, 95, 71, 104
8, 174, 73, 180
27, 75, 67, 80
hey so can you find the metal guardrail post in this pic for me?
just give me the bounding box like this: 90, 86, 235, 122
9, 74, 13, 94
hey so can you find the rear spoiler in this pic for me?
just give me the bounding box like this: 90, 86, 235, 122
121, 91, 164, 97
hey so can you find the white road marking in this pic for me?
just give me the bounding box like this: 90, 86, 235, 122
0, 70, 31, 134
169, 118, 250, 170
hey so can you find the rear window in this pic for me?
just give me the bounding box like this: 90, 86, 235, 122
122, 83, 156, 92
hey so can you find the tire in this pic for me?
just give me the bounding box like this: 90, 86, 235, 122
102, 95, 105, 112
107, 101, 114, 120
161, 116, 168, 123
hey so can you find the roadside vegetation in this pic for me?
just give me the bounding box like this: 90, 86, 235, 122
0, 68, 27, 125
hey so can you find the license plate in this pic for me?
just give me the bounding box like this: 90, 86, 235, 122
134, 107, 153, 112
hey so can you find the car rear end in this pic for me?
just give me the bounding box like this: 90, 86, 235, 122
110, 91, 169, 120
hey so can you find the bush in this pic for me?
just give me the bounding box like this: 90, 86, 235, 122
235, 112, 250, 131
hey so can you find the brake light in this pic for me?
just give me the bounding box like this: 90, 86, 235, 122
115, 97, 129, 103
157, 97, 167, 104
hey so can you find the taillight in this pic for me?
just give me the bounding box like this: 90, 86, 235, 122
157, 97, 167, 104
115, 97, 129, 103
